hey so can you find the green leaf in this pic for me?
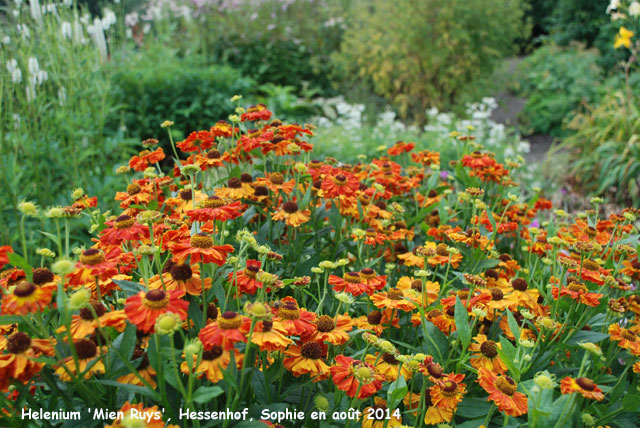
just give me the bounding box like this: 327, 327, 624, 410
96, 380, 158, 399
506, 309, 520, 341
386, 375, 407, 410
112, 279, 145, 296
456, 397, 493, 418
8, 252, 33, 282
454, 297, 471, 350
566, 330, 609, 345
192, 386, 224, 404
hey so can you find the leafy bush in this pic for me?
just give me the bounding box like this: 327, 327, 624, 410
335, 0, 528, 121
514, 43, 602, 136
108, 49, 255, 140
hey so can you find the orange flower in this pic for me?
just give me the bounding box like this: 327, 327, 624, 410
181, 345, 241, 383
0, 331, 55, 390
241, 104, 272, 122
396, 276, 439, 306
105, 402, 179, 428
199, 311, 251, 351
129, 148, 165, 171
312, 314, 353, 345
271, 201, 310, 227
272, 297, 317, 337
354, 310, 397, 335
55, 339, 106, 381
370, 288, 416, 312
148, 262, 212, 296
403, 391, 453, 425
329, 272, 372, 296
228, 259, 264, 296
365, 352, 413, 382
330, 354, 383, 399
560, 377, 604, 401
469, 334, 508, 374
117, 348, 157, 388
186, 197, 243, 223
477, 368, 528, 416
322, 171, 360, 198
57, 301, 127, 339
284, 341, 331, 381
255, 172, 296, 195
0, 245, 13, 270
1, 280, 53, 315
430, 373, 466, 411
177, 130, 215, 153
99, 215, 149, 246
551, 282, 603, 308
362, 397, 402, 428
608, 324, 640, 355
124, 289, 189, 333
250, 320, 292, 352
169, 233, 234, 265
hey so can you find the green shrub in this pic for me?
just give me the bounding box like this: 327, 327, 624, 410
335, 0, 528, 122
514, 43, 602, 136
107, 49, 255, 139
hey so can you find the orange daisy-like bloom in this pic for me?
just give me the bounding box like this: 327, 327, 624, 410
284, 341, 331, 382
0, 245, 13, 270
67, 248, 122, 287
271, 201, 311, 227
370, 288, 416, 312
129, 148, 165, 171
250, 320, 292, 352
186, 196, 243, 223
214, 177, 254, 200
330, 355, 384, 399
430, 373, 467, 411
362, 397, 403, 428
169, 232, 234, 265
272, 297, 317, 337
354, 310, 397, 335
359, 267, 387, 291
329, 272, 372, 296
181, 345, 241, 383
241, 104, 272, 122
57, 301, 127, 339
105, 402, 179, 428
115, 179, 156, 209
148, 262, 212, 296
199, 311, 251, 351
608, 324, 640, 355
403, 390, 453, 426
560, 376, 604, 401
365, 352, 413, 382
99, 215, 150, 246
1, 280, 54, 315
504, 277, 540, 309
0, 331, 55, 390
117, 348, 157, 389
55, 339, 106, 381
312, 314, 353, 345
228, 259, 264, 296
469, 334, 508, 374
255, 172, 296, 195
322, 171, 360, 198
477, 368, 528, 416
396, 276, 440, 306
124, 289, 189, 333
177, 130, 215, 153
551, 282, 603, 308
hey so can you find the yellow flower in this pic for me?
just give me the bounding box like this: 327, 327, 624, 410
614, 26, 634, 49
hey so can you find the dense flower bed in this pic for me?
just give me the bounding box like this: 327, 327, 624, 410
0, 103, 639, 428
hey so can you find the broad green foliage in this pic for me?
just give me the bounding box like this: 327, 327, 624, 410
336, 0, 528, 121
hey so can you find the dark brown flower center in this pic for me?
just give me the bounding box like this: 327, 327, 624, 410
427, 309, 443, 320
300, 342, 323, 359
442, 380, 458, 395
13, 281, 36, 297
206, 149, 221, 159
436, 243, 449, 257
576, 377, 596, 391
480, 340, 498, 358
32, 267, 54, 285
582, 259, 600, 271
387, 288, 403, 300
485, 269, 499, 280
269, 173, 285, 185
132, 348, 150, 370
179, 189, 193, 201
254, 186, 269, 197
144, 289, 169, 309
495, 375, 517, 395
127, 183, 142, 195
282, 201, 299, 214
490, 287, 504, 301
382, 353, 398, 364
240, 173, 253, 183
427, 362, 442, 378
261, 320, 273, 332
202, 345, 224, 361
278, 303, 300, 320
202, 196, 226, 208
411, 279, 423, 291
170, 263, 193, 282
621, 329, 636, 341
75, 339, 98, 359
511, 278, 528, 291
316, 315, 335, 332
244, 264, 260, 279
79, 300, 107, 320
334, 174, 347, 185
207, 303, 218, 320
568, 282, 588, 293
7, 331, 31, 354
360, 268, 375, 279
228, 178, 242, 189
367, 310, 383, 325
